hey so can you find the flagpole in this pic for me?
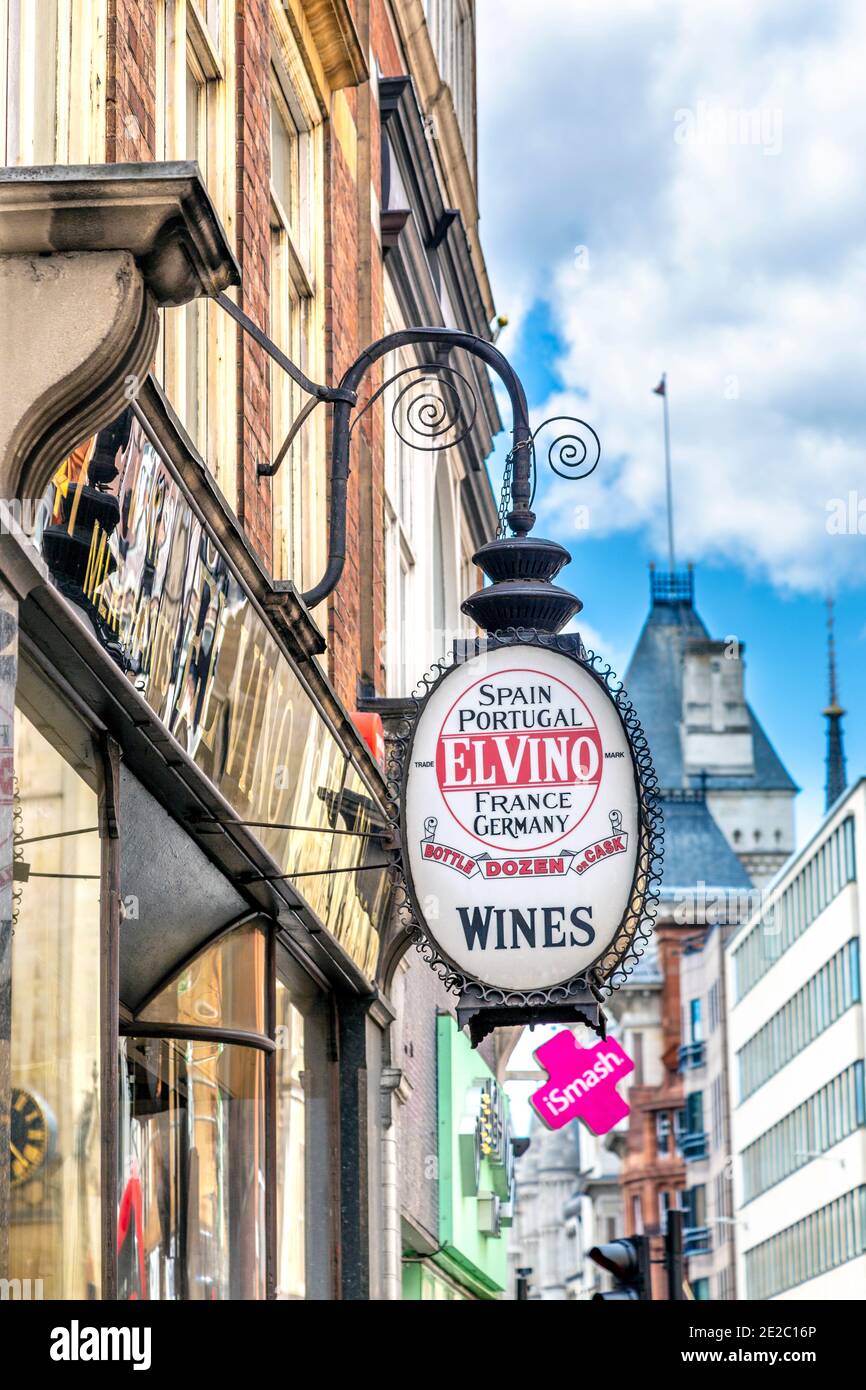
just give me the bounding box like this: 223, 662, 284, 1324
656, 372, 676, 572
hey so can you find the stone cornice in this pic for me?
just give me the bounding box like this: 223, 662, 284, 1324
292, 0, 369, 96
390, 0, 495, 322
0, 164, 240, 501
0, 162, 240, 306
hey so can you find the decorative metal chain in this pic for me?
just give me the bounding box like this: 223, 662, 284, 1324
496, 448, 514, 538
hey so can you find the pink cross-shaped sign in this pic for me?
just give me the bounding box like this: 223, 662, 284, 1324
530, 1029, 634, 1135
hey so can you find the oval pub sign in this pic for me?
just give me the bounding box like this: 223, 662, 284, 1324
402, 643, 642, 993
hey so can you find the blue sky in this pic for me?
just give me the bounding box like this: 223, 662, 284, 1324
476, 0, 866, 848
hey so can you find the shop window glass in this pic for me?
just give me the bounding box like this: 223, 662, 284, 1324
137, 923, 267, 1034
275, 983, 305, 1298
118, 1036, 266, 1300
275, 945, 333, 1300
2, 680, 102, 1298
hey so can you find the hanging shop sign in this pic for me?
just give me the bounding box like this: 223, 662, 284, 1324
397, 634, 660, 1006
459, 1077, 514, 1204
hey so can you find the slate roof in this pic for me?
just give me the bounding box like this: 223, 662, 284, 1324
623, 569, 796, 895
625, 573, 797, 795
658, 796, 752, 890
626, 590, 708, 790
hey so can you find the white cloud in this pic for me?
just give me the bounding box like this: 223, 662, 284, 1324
478, 0, 866, 592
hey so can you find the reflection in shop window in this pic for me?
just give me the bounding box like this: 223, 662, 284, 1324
138, 923, 267, 1035
2, 694, 102, 1298
118, 1036, 266, 1301
275, 983, 305, 1298
275, 945, 333, 1300
119, 924, 269, 1300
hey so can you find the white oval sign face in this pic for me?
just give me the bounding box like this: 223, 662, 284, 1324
403, 644, 639, 991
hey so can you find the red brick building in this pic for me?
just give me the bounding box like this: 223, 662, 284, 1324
0, 0, 500, 1300
95, 0, 498, 712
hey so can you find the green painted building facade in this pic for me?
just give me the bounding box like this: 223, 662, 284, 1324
403, 1015, 513, 1300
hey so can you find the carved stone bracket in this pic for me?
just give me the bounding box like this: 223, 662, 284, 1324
0, 164, 239, 503
0, 250, 158, 500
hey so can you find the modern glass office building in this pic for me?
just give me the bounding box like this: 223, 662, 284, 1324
728, 780, 866, 1299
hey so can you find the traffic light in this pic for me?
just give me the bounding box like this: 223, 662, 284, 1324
665, 1207, 685, 1301
588, 1235, 652, 1300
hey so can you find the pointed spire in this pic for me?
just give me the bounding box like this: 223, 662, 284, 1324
653, 372, 676, 572
823, 597, 847, 811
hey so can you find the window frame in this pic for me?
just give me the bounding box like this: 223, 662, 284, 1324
120, 919, 337, 1300
155, 0, 236, 498
268, 6, 326, 590
0, 0, 106, 166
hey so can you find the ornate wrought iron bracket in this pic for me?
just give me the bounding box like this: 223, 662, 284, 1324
216, 294, 601, 620
298, 325, 540, 609
217, 291, 356, 407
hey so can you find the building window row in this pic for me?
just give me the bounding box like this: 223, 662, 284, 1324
268, 17, 326, 592
741, 1062, 866, 1204
0, 0, 106, 166
424, 0, 476, 171
733, 816, 856, 1001
678, 996, 706, 1070
678, 1090, 708, 1161
745, 1185, 866, 1300
714, 1168, 733, 1228
737, 940, 861, 1102
656, 1109, 672, 1155
683, 1184, 709, 1254
710, 1074, 726, 1152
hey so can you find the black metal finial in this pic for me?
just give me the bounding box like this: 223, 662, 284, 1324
460, 536, 582, 633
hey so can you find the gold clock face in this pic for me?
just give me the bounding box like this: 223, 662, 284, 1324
9, 1087, 50, 1187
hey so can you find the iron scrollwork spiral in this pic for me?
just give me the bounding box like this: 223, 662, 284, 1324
531, 414, 601, 482
350, 362, 477, 453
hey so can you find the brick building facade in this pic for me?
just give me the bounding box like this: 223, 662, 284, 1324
0, 0, 502, 1301
96, 0, 497, 712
